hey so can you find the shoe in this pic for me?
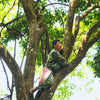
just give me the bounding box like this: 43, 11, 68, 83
30, 87, 37, 93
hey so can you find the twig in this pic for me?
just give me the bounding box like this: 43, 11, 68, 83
0, 15, 24, 27
10, 78, 15, 100
0, 58, 15, 100
20, 35, 29, 69
41, 38, 45, 67
48, 0, 56, 9
9, 33, 17, 100
5, 15, 24, 26
43, 2, 69, 9
0, 94, 11, 100
14, 37, 16, 59
2, 0, 16, 23
17, 0, 20, 17
34, 77, 40, 83
0, 58, 11, 93
0, 27, 5, 37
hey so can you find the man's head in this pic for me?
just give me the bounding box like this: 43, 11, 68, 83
52, 39, 62, 52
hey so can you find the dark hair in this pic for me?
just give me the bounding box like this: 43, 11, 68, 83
52, 39, 60, 48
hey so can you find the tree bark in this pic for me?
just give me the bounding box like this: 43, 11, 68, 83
63, 0, 79, 59
24, 21, 42, 99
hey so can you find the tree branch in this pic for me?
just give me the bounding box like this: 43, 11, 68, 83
41, 39, 46, 67
19, 0, 37, 22
2, 0, 16, 23
0, 27, 5, 37
9, 37, 17, 100
73, 15, 81, 38
0, 15, 24, 27
37, 0, 41, 3
0, 58, 11, 92
73, 4, 100, 41
79, 19, 100, 52
0, 15, 24, 37
70, 31, 100, 68
87, 31, 100, 47
6, 15, 24, 26
20, 36, 29, 69
45, 32, 50, 53
71, 22, 100, 68
73, 4, 100, 43
80, 5, 100, 20
10, 79, 15, 99
23, 21, 42, 98
63, 0, 79, 59
0, 44, 24, 93
48, 0, 56, 10
70, 5, 100, 63
43, 3, 69, 9
17, 0, 20, 17
0, 94, 11, 100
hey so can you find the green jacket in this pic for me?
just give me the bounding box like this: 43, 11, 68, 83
45, 49, 68, 74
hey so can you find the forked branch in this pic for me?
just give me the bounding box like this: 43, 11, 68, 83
74, 5, 100, 39
80, 5, 100, 20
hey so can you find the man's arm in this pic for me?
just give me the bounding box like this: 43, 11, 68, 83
50, 50, 68, 74
57, 51, 68, 67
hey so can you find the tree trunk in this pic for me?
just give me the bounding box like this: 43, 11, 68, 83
23, 20, 42, 99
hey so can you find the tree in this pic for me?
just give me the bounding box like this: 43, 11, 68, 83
0, 0, 100, 100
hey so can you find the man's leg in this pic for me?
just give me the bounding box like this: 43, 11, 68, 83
34, 89, 43, 100
30, 86, 39, 93
30, 73, 53, 93
34, 74, 53, 100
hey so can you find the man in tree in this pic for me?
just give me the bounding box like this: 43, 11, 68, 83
30, 39, 68, 99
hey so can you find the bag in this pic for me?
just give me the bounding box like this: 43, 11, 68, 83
39, 67, 52, 83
